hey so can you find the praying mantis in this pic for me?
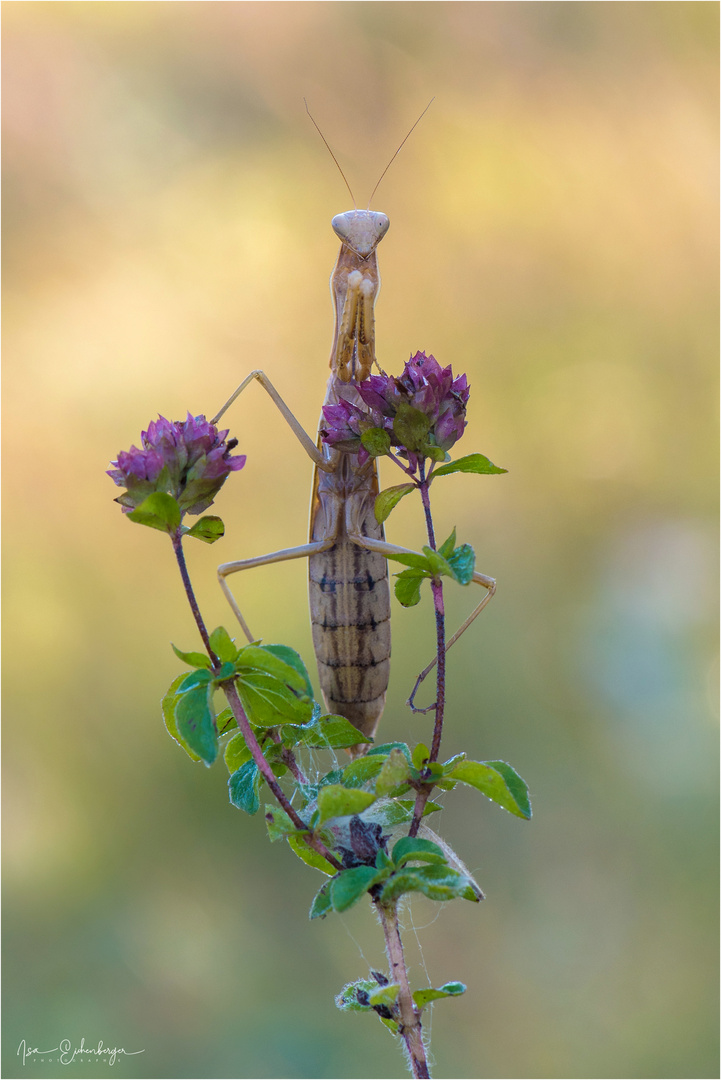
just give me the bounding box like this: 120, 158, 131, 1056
211, 117, 497, 755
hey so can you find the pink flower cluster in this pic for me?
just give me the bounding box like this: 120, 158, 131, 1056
321, 352, 469, 471
108, 413, 246, 515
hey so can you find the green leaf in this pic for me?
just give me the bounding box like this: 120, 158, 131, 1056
237, 670, 312, 727
177, 668, 213, 691
288, 713, 371, 750
309, 882, 333, 919
368, 742, 412, 761
223, 730, 251, 775
371, 798, 442, 828
330, 866, 382, 912
380, 863, 481, 905
235, 644, 309, 694
438, 528, 457, 559
208, 626, 238, 663
183, 515, 225, 544
442, 752, 467, 773
228, 759, 261, 815
374, 748, 411, 796
342, 754, 386, 789
433, 453, 507, 477
261, 644, 315, 699
361, 427, 392, 457
446, 543, 475, 584
369, 983, 399, 1008
288, 833, 336, 876
394, 568, 427, 608
374, 483, 415, 524
264, 804, 298, 842
421, 545, 455, 579
162, 673, 202, 762
215, 706, 237, 735
447, 759, 532, 819
393, 402, 431, 452
383, 550, 433, 570
335, 979, 378, 1011
391, 836, 447, 867
413, 982, 466, 1010
172, 643, 211, 668
317, 785, 377, 825
126, 492, 182, 533
175, 681, 218, 766
412, 743, 430, 770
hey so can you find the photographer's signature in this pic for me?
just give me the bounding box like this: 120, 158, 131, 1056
17, 1038, 144, 1067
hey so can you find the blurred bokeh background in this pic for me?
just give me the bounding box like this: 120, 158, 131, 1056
3, 3, 718, 1078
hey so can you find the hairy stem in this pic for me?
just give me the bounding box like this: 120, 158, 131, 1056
171, 530, 218, 665
376, 899, 429, 1079
409, 471, 446, 837
172, 531, 340, 872
222, 682, 342, 871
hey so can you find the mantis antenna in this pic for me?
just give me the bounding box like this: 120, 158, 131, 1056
304, 98, 357, 208
366, 97, 435, 209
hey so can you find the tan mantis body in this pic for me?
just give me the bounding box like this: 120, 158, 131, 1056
214, 210, 496, 754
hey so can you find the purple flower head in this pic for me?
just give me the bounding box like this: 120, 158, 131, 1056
320, 352, 469, 472
108, 413, 246, 516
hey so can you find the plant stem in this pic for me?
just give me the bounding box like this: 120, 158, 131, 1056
171, 530, 340, 872
376, 899, 430, 1079
222, 681, 342, 872
171, 531, 218, 665
409, 470, 447, 837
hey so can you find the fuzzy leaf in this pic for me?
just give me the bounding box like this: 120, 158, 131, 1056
172, 643, 211, 669
413, 982, 466, 1010
380, 863, 481, 904
126, 492, 181, 533
391, 836, 447, 867
447, 759, 532, 819
330, 866, 382, 912
394, 568, 427, 607
393, 402, 431, 452
433, 453, 507, 477
208, 626, 238, 663
317, 785, 377, 825
288, 834, 336, 876
261, 644, 315, 699
162, 673, 202, 762
374, 483, 415, 524
237, 670, 312, 727
183, 515, 225, 544
309, 882, 333, 920
446, 543, 475, 585
288, 713, 371, 750
235, 644, 309, 693
361, 427, 392, 457
335, 979, 377, 1011
174, 681, 218, 767
228, 759, 261, 814
223, 730, 251, 775
374, 748, 411, 796
342, 754, 386, 789
264, 804, 298, 842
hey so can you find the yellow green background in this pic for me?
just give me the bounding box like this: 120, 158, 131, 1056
3, 3, 718, 1078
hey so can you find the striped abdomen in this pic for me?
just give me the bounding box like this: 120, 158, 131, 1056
308, 437, 391, 749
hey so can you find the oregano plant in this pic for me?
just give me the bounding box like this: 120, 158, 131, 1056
108, 351, 530, 1079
